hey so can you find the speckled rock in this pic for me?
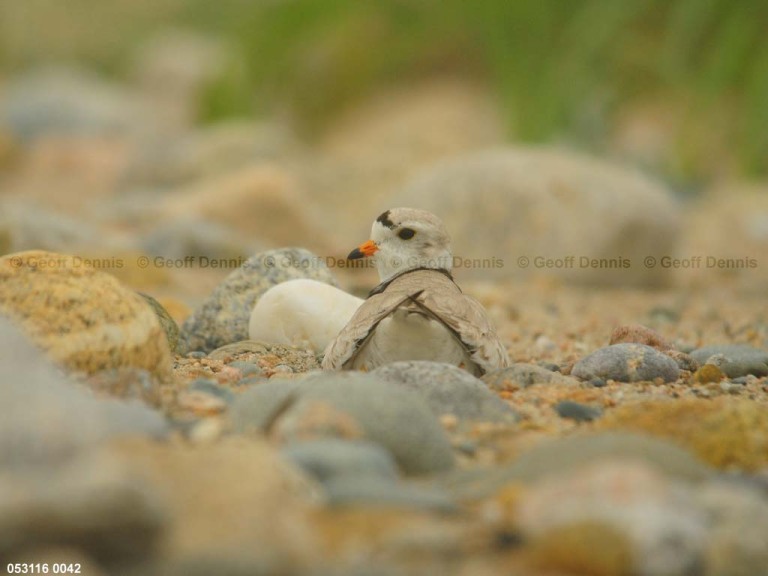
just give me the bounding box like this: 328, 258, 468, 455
371, 361, 518, 424
572, 343, 680, 383
178, 249, 337, 354
690, 345, 768, 378
391, 147, 680, 286
609, 324, 672, 350
140, 292, 180, 353
0, 316, 168, 469
0, 251, 173, 381
231, 371, 455, 475
482, 363, 579, 390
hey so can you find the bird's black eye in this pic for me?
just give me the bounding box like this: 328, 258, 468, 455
398, 228, 416, 240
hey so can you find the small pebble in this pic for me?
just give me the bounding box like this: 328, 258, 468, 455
229, 361, 263, 377
235, 375, 268, 387
188, 379, 236, 403
572, 343, 680, 383
590, 377, 607, 388
537, 361, 561, 373
186, 351, 207, 359
693, 364, 725, 384
554, 400, 603, 422
272, 364, 294, 375
177, 390, 228, 415
456, 441, 478, 456
719, 382, 743, 395
188, 418, 225, 444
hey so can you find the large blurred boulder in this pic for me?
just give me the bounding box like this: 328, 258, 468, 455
306, 80, 506, 239
157, 164, 336, 253
0, 67, 143, 142
391, 147, 680, 286
122, 120, 300, 188
677, 185, 768, 290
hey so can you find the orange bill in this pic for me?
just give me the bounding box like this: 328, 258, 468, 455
348, 239, 378, 259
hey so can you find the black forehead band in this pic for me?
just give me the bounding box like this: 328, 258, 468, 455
376, 210, 396, 229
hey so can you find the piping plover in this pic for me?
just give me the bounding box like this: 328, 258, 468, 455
322, 208, 510, 375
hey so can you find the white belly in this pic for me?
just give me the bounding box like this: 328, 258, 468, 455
351, 309, 470, 370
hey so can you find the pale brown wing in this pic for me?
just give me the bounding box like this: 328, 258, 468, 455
321, 291, 417, 370
416, 288, 510, 374
400, 271, 510, 374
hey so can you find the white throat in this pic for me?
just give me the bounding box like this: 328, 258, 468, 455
374, 248, 452, 283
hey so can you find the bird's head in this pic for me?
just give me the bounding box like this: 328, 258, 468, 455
348, 208, 452, 282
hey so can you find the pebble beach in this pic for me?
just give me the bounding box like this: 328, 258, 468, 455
1, 53, 768, 576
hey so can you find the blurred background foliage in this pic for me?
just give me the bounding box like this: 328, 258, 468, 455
1, 0, 766, 187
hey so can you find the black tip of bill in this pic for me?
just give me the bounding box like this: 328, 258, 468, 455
348, 248, 365, 260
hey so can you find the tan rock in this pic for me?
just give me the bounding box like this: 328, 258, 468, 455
307, 79, 505, 239
0, 251, 172, 381
113, 437, 320, 570
159, 164, 335, 254
392, 147, 680, 286
677, 185, 768, 290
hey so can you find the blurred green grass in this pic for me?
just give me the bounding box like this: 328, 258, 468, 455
1, 0, 766, 184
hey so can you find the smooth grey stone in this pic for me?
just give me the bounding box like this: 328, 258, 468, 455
229, 361, 263, 377
282, 439, 399, 484
554, 400, 602, 422
325, 476, 457, 512
0, 317, 168, 470
482, 363, 578, 389
690, 345, 768, 378
372, 361, 518, 424
572, 343, 680, 383
436, 432, 713, 500
231, 372, 454, 475
188, 379, 235, 403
